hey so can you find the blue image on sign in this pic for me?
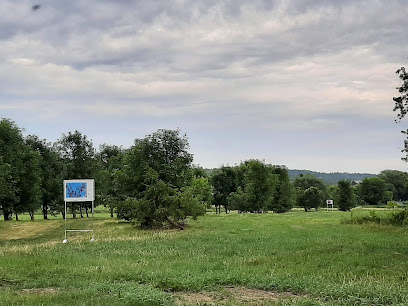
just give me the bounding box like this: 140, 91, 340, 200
66, 182, 87, 198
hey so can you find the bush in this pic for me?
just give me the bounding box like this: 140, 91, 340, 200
343, 208, 408, 226
389, 208, 408, 225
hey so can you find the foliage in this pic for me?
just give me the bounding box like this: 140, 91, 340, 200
288, 170, 376, 185
327, 185, 339, 205
0, 119, 42, 220
337, 180, 354, 211
227, 187, 249, 212
17, 145, 42, 220
55, 130, 96, 218
271, 166, 293, 213
115, 129, 205, 229
359, 177, 388, 205
189, 177, 213, 208
117, 169, 206, 229
243, 160, 276, 213
378, 169, 408, 201
344, 208, 408, 226
25, 135, 63, 219
95, 144, 126, 217
225, 161, 292, 213
393, 66, 408, 160
56, 130, 96, 179
211, 166, 239, 213
293, 174, 327, 211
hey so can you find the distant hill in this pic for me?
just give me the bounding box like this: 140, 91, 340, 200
288, 170, 377, 185
203, 168, 376, 186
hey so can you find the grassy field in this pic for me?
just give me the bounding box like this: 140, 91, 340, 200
0, 209, 408, 305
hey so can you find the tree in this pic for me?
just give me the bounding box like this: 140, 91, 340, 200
228, 187, 249, 212
0, 119, 23, 220
211, 166, 239, 213
301, 187, 324, 211
17, 145, 42, 220
393, 66, 408, 160
26, 135, 63, 219
270, 166, 293, 213
337, 180, 354, 211
359, 177, 387, 205
0, 119, 42, 220
327, 185, 340, 206
293, 174, 327, 211
243, 160, 276, 213
95, 144, 126, 217
225, 161, 292, 213
378, 170, 408, 201
115, 129, 206, 229
56, 130, 96, 218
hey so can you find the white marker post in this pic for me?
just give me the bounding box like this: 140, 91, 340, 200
326, 199, 334, 212
63, 179, 95, 243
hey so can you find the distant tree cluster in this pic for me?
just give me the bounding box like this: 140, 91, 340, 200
212, 160, 292, 214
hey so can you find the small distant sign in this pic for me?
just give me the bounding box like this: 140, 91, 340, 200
64, 179, 95, 202
326, 200, 333, 205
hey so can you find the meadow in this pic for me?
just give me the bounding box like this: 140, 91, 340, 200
0, 209, 407, 305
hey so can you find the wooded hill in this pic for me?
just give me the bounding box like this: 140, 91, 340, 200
204, 168, 377, 186
287, 170, 377, 186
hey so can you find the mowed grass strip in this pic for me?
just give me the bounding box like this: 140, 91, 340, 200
0, 210, 408, 305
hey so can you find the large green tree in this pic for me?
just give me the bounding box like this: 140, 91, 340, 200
0, 119, 42, 220
115, 129, 207, 229
211, 166, 239, 214
378, 170, 408, 201
26, 135, 64, 219
293, 174, 327, 211
95, 144, 126, 217
337, 180, 354, 211
359, 177, 387, 205
270, 166, 293, 213
56, 130, 96, 218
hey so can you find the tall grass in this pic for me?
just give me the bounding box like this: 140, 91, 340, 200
0, 210, 407, 305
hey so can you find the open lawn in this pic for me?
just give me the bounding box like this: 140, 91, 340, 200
0, 210, 408, 305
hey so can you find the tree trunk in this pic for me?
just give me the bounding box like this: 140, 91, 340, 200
29, 211, 35, 220
110, 206, 114, 218
72, 204, 77, 219
80, 205, 84, 218
165, 216, 184, 230
85, 206, 89, 218
43, 205, 48, 220
3, 212, 12, 221
15, 213, 19, 221
61, 210, 65, 219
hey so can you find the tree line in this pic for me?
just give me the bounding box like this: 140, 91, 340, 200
1, 118, 408, 228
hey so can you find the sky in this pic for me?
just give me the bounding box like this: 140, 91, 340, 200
1, 0, 408, 174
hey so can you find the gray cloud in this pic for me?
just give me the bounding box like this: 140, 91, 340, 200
0, 0, 407, 172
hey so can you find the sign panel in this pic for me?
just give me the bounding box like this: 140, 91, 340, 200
326, 200, 333, 205
64, 179, 95, 202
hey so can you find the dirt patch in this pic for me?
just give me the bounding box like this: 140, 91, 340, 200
174, 286, 306, 305
21, 288, 58, 295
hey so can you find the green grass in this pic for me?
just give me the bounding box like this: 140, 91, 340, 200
1, 210, 408, 305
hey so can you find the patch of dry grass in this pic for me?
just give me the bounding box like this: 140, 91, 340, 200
174, 286, 306, 305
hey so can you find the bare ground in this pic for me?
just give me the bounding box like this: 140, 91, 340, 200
174, 286, 307, 305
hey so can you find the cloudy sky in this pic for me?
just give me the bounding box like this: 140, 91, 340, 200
1, 0, 408, 173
